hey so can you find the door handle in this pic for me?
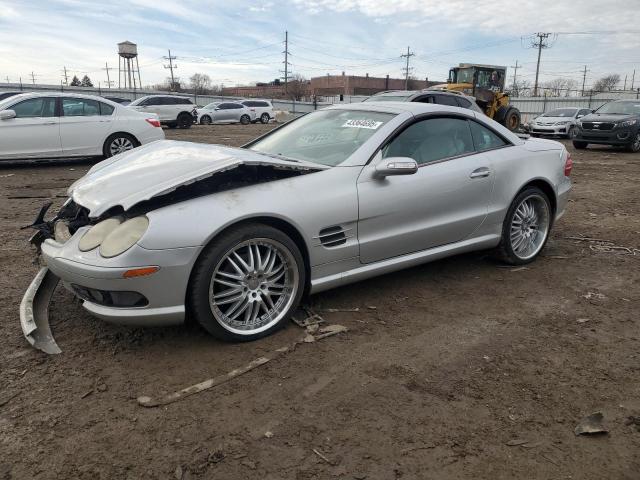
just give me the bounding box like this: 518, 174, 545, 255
43, 121, 56, 125
469, 167, 491, 179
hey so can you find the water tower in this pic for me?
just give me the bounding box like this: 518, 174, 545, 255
118, 41, 142, 90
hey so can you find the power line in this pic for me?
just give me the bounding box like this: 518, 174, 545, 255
401, 46, 415, 90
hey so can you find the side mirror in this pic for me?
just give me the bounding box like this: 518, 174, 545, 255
374, 157, 418, 178
0, 109, 16, 120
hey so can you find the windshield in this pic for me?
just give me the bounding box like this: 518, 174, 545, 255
363, 94, 412, 102
204, 102, 219, 109
128, 97, 147, 106
542, 108, 577, 117
248, 109, 395, 166
455, 68, 474, 84
596, 101, 640, 115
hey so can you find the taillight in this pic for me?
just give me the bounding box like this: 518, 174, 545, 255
145, 118, 161, 128
564, 152, 573, 176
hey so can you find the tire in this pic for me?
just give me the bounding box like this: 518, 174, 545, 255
260, 113, 270, 124
240, 114, 251, 125
567, 126, 577, 139
503, 108, 521, 132
573, 141, 588, 149
494, 187, 552, 265
102, 133, 137, 158
626, 132, 640, 153
177, 113, 193, 129
189, 223, 306, 342
200, 115, 212, 125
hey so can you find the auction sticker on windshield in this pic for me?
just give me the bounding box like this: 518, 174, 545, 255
342, 119, 384, 129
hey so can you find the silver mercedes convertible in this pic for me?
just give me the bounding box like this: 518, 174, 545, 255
21, 102, 572, 353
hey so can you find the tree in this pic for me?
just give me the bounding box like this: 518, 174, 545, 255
511, 79, 532, 97
190, 73, 211, 95
287, 73, 309, 101
80, 75, 93, 87
70, 75, 81, 87
593, 74, 620, 93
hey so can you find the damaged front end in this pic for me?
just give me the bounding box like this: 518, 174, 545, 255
20, 199, 91, 354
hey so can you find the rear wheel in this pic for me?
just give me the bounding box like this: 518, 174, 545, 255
260, 113, 270, 124
200, 115, 212, 125
240, 114, 251, 125
494, 187, 552, 265
177, 113, 193, 129
573, 141, 588, 149
503, 108, 521, 132
626, 132, 640, 152
189, 223, 306, 342
103, 133, 137, 158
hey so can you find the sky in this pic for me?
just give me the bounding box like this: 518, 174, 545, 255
1, 0, 640, 91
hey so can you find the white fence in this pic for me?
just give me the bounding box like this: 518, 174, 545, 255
2, 82, 639, 122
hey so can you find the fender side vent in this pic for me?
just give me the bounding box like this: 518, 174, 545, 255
318, 225, 348, 248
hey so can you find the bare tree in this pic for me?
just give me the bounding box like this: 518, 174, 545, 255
287, 73, 309, 101
512, 79, 532, 97
190, 73, 211, 95
564, 79, 578, 97
593, 74, 620, 93
544, 78, 566, 97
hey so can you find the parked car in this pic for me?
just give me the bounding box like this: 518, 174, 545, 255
21, 102, 571, 353
0, 91, 24, 101
526, 107, 591, 138
241, 99, 275, 124
197, 102, 255, 125
363, 89, 485, 115
103, 96, 131, 105
0, 92, 164, 160
128, 95, 197, 129
573, 100, 640, 152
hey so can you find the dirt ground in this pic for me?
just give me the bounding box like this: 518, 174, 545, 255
1, 123, 639, 480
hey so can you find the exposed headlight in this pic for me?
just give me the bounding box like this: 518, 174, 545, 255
54, 220, 72, 243
554, 121, 570, 125
99, 216, 149, 258
618, 119, 637, 128
78, 218, 122, 251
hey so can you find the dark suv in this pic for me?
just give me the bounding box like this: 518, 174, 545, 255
363, 89, 485, 115
573, 100, 640, 152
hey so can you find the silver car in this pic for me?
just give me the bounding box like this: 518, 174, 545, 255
528, 107, 592, 138
197, 102, 255, 125
21, 102, 572, 353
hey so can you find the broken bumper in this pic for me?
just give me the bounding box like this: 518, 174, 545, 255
20, 267, 62, 354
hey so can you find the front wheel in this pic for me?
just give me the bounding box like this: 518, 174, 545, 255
200, 115, 212, 125
494, 187, 552, 265
177, 113, 193, 129
189, 223, 306, 342
240, 114, 251, 125
626, 132, 640, 152
573, 141, 588, 149
567, 126, 577, 139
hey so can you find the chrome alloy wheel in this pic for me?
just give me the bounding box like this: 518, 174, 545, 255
509, 194, 550, 260
208, 239, 298, 335
110, 137, 134, 155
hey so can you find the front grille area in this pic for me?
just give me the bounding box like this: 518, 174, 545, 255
582, 122, 614, 131
71, 285, 148, 308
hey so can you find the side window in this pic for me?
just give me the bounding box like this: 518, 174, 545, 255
456, 97, 472, 109
244, 101, 256, 107
383, 117, 475, 165
177, 98, 193, 105
434, 95, 459, 107
257, 101, 269, 107
218, 103, 232, 110
469, 121, 508, 151
159, 97, 174, 105
413, 95, 434, 104
231, 104, 243, 109
12, 97, 56, 118
62, 98, 101, 116
99, 102, 115, 116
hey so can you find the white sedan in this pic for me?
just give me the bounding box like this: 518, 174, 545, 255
197, 101, 255, 125
0, 92, 165, 160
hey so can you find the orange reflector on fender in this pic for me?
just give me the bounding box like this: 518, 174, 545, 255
123, 266, 159, 278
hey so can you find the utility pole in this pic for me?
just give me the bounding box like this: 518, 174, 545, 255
102, 62, 114, 89
5, 76, 9, 83
624, 74, 628, 91
401, 46, 415, 90
631, 69, 636, 90
30, 71, 37, 85
61, 66, 69, 86
532, 33, 551, 97
581, 65, 589, 97
510, 60, 520, 93
282, 30, 290, 94
164, 49, 177, 90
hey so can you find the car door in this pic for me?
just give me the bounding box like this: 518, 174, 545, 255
212, 103, 233, 123
357, 115, 496, 264
0, 96, 61, 159
59, 97, 113, 155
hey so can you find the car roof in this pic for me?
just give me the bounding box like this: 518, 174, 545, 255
0, 91, 120, 105
328, 101, 476, 116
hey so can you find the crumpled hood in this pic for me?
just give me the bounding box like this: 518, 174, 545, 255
69, 140, 322, 217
